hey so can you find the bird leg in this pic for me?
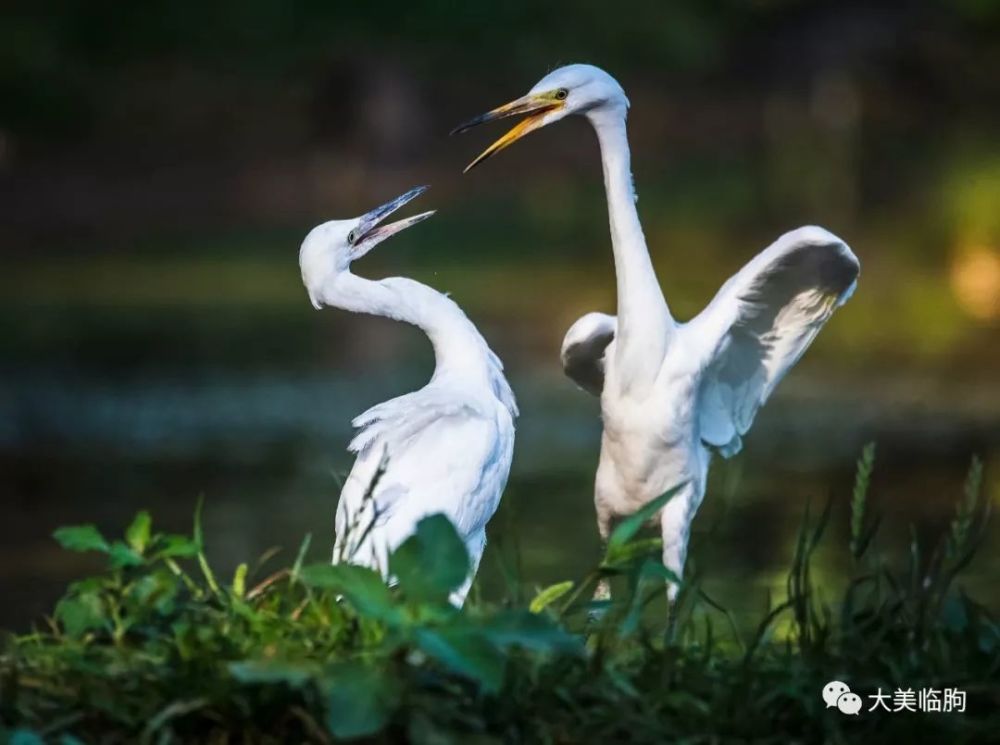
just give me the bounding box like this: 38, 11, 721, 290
660, 484, 699, 602
593, 576, 612, 603
589, 507, 615, 621
589, 571, 612, 624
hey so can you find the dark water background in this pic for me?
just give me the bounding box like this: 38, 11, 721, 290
2, 254, 997, 629
2, 1, 999, 629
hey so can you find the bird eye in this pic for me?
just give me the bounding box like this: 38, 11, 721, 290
555, 88, 569, 100
347, 230, 357, 244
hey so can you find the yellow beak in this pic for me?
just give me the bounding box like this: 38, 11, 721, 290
451, 92, 565, 173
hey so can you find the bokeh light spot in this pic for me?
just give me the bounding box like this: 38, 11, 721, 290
950, 245, 1000, 321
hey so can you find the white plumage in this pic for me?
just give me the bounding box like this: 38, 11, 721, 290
299, 187, 517, 604
456, 65, 859, 600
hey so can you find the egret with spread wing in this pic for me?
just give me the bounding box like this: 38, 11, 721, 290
299, 186, 518, 604
454, 65, 859, 600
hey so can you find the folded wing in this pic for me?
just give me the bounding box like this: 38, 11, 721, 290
335, 387, 510, 571
560, 312, 617, 396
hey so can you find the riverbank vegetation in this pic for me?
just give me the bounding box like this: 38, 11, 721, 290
1, 450, 997, 743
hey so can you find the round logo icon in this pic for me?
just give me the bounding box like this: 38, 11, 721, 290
822, 681, 851, 709
837, 692, 863, 715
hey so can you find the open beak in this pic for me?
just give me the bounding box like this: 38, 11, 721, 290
451, 92, 565, 172
353, 185, 434, 257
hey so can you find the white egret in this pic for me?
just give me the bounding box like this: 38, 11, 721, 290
454, 65, 859, 600
299, 186, 518, 604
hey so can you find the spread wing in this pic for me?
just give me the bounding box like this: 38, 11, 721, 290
560, 312, 617, 396
692, 226, 860, 457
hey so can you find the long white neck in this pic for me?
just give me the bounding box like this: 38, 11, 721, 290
319, 271, 498, 391
589, 108, 673, 391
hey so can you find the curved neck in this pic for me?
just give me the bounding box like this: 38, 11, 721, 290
589, 108, 673, 390
321, 272, 494, 386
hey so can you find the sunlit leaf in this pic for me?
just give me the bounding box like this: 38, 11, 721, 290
125, 510, 152, 553
529, 581, 575, 613
322, 661, 399, 739
53, 525, 109, 554
232, 563, 248, 599
604, 537, 664, 567
415, 627, 505, 692
389, 514, 469, 603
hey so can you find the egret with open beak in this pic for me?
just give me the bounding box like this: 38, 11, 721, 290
451, 87, 571, 172
298, 186, 519, 606
344, 185, 435, 263
453, 64, 859, 612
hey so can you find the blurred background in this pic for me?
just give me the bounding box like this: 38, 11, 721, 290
2, 1, 998, 629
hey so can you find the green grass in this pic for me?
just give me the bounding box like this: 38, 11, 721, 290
1, 454, 998, 744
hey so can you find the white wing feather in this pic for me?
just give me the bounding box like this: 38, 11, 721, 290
335, 384, 514, 583
692, 226, 860, 457
348, 389, 478, 457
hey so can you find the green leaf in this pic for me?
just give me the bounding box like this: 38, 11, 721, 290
620, 559, 682, 636
52, 525, 110, 553
389, 514, 469, 603
130, 571, 180, 614
415, 627, 505, 692
603, 537, 664, 567
229, 660, 315, 687
158, 535, 199, 558
232, 562, 248, 599
109, 541, 145, 568
230, 597, 262, 625
300, 564, 399, 622
322, 662, 399, 739
9, 731, 44, 745
125, 510, 152, 553
482, 610, 583, 655
290, 533, 312, 584
529, 581, 575, 613
606, 484, 685, 557
55, 592, 106, 637
942, 593, 969, 632
193, 496, 221, 596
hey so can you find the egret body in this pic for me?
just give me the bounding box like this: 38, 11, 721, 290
455, 65, 859, 599
300, 186, 518, 603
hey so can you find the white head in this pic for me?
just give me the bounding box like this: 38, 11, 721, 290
452, 64, 629, 171
299, 185, 433, 309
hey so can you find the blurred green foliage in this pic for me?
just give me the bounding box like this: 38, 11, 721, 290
3, 0, 999, 139
2, 453, 998, 741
